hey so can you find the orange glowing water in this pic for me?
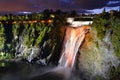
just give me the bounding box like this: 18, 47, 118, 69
59, 26, 90, 68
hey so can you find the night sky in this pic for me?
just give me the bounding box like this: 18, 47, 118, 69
0, 0, 120, 13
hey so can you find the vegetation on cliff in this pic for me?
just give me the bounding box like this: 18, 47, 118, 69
0, 11, 67, 63
93, 10, 120, 59
92, 10, 120, 79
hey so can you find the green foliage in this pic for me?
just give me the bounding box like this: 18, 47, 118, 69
0, 52, 14, 60
0, 24, 5, 50
109, 66, 120, 79
110, 18, 120, 59
93, 12, 120, 60
93, 15, 107, 39
92, 12, 120, 79
35, 25, 51, 46
12, 23, 20, 37
22, 22, 52, 47
0, 12, 64, 62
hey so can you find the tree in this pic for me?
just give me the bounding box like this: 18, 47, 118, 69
102, 8, 106, 13
43, 9, 50, 19
70, 10, 77, 17
55, 9, 62, 15
118, 6, 120, 12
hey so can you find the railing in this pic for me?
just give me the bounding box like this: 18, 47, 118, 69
0, 19, 53, 24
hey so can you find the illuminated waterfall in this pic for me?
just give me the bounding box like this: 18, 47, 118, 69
59, 26, 90, 68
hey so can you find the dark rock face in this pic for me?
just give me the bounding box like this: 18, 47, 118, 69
2, 20, 14, 53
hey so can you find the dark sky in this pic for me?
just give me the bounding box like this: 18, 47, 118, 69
0, 0, 120, 13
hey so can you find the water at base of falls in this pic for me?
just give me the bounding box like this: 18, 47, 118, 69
0, 61, 81, 80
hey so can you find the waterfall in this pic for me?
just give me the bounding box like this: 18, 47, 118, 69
59, 26, 90, 68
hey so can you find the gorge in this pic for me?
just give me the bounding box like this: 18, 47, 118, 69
0, 12, 120, 80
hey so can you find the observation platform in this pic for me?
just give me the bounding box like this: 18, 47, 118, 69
66, 17, 93, 27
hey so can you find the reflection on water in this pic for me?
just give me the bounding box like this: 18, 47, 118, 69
0, 61, 54, 80
0, 61, 83, 80
0, 61, 78, 80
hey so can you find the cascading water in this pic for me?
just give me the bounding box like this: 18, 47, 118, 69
59, 26, 90, 68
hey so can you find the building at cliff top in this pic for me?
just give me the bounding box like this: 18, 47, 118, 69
66, 17, 93, 27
